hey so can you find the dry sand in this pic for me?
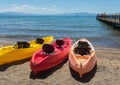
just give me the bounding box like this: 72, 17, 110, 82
0, 44, 120, 85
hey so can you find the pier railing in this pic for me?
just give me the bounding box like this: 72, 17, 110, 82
96, 13, 120, 29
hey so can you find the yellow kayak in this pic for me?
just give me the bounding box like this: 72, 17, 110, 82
0, 36, 54, 65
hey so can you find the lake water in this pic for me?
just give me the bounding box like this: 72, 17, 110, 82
0, 15, 120, 48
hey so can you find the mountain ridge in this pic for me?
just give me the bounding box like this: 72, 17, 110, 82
0, 12, 96, 16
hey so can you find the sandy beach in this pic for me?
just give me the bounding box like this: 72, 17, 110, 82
0, 43, 120, 85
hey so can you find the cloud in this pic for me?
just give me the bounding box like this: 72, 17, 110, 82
50, 5, 57, 11
20, 5, 36, 9
12, 4, 17, 7
51, 5, 56, 8
0, 4, 37, 13
39, 5, 57, 12
41, 8, 47, 11
50, 8, 57, 11
0, 4, 58, 14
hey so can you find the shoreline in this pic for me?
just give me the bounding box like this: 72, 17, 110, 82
1, 39, 120, 49
0, 42, 120, 85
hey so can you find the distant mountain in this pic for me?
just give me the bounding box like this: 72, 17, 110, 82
0, 12, 40, 16
0, 12, 96, 16
62, 12, 96, 16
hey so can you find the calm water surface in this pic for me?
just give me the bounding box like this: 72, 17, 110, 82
0, 15, 120, 48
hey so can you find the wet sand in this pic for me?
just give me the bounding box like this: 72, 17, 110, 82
0, 44, 120, 85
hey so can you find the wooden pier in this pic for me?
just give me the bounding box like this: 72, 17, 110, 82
96, 13, 120, 29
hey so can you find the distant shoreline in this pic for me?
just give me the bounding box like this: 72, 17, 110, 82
0, 12, 96, 16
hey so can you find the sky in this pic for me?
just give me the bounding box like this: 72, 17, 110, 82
0, 0, 120, 14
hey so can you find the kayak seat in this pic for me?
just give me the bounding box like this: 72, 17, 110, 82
74, 41, 91, 56
15, 42, 30, 49
78, 41, 89, 48
56, 40, 64, 48
36, 38, 44, 44
74, 48, 91, 56
42, 44, 54, 55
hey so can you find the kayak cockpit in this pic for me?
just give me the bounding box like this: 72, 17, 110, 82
73, 40, 91, 56
13, 41, 30, 49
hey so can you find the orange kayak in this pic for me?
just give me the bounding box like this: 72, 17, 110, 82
30, 38, 72, 75
69, 38, 96, 78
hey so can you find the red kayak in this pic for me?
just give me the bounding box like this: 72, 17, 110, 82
30, 38, 72, 75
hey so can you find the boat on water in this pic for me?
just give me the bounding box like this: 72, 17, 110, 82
0, 36, 54, 65
69, 38, 96, 78
30, 38, 72, 75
